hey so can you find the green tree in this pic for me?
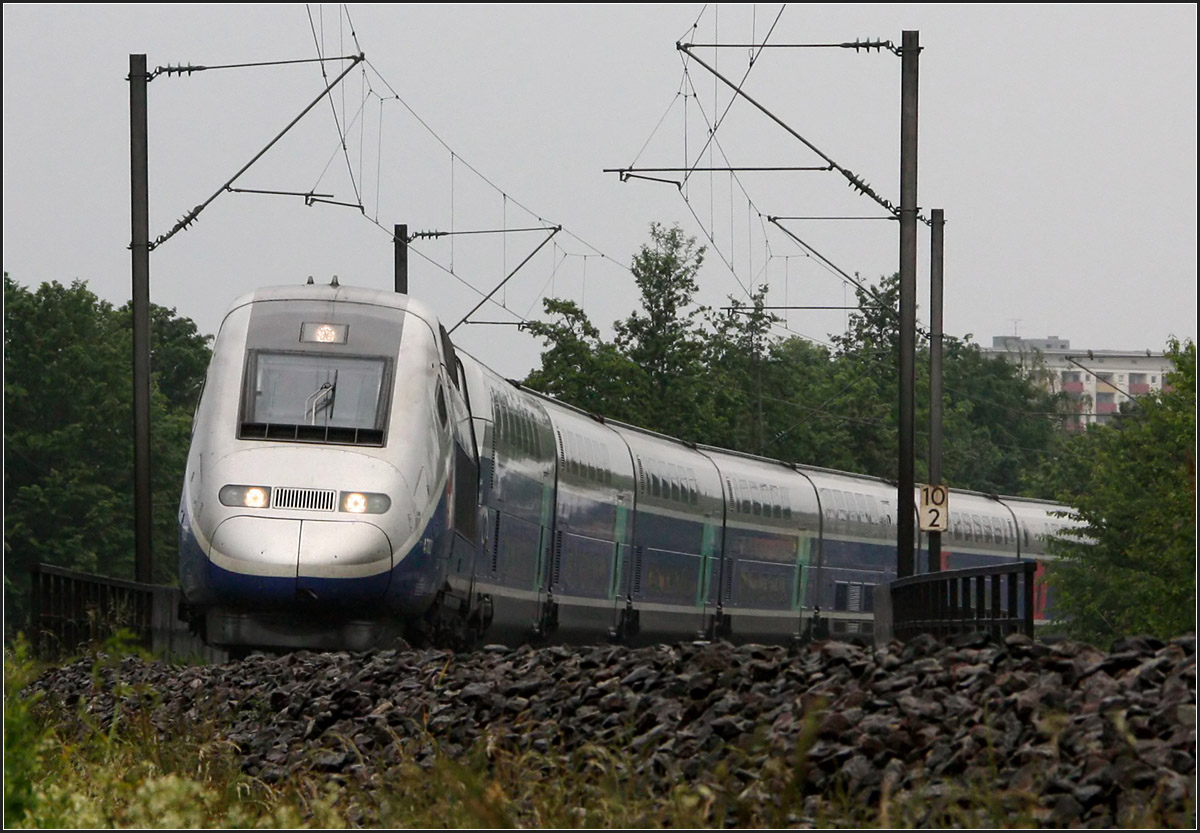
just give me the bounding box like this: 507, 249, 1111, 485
3, 275, 211, 633
1043, 338, 1196, 643
938, 337, 1070, 496
701, 286, 781, 455
524, 223, 714, 441
825, 272, 1072, 493
521, 298, 644, 422
612, 223, 713, 441
822, 274, 906, 478
755, 335, 847, 467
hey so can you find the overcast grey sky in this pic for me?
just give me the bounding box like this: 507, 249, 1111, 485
4, 4, 1196, 379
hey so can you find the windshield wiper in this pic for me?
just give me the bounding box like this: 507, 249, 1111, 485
305, 380, 336, 424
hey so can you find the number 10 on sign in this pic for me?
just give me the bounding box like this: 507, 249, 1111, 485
920, 485, 949, 532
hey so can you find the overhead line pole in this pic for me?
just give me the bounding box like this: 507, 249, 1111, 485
929, 208, 945, 572
129, 54, 153, 584
394, 224, 408, 294
897, 31, 920, 579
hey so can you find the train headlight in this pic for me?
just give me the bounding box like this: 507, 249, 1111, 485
300, 321, 348, 344
339, 491, 390, 514
219, 485, 272, 509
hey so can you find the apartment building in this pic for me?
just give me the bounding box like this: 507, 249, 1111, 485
983, 335, 1174, 429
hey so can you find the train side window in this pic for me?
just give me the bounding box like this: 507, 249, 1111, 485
190, 377, 206, 438
878, 498, 894, 530
739, 479, 752, 514
438, 325, 460, 390
834, 581, 872, 613
834, 491, 849, 523
750, 482, 762, 516
651, 471, 661, 498
436, 383, 448, 427
670, 468, 681, 503
852, 493, 867, 524
972, 515, 983, 541
456, 356, 468, 393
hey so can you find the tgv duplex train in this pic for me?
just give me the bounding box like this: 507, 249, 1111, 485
178, 281, 1076, 652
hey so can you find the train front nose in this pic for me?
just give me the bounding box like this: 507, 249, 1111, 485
208, 514, 396, 607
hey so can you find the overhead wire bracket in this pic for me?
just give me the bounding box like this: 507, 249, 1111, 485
149, 53, 364, 250
448, 226, 562, 333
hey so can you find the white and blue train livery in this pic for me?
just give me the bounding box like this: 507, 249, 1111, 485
178, 281, 1076, 651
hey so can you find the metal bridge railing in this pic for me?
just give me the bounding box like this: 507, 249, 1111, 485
27, 563, 221, 662
888, 560, 1037, 641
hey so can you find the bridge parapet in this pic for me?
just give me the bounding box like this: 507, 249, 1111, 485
27, 563, 224, 662
875, 561, 1037, 644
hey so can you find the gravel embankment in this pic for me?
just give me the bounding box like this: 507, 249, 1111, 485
29, 631, 1195, 826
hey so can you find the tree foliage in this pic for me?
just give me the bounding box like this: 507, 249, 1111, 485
4, 274, 211, 631
522, 226, 1071, 499
1042, 338, 1196, 644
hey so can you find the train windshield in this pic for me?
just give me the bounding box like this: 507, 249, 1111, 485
239, 351, 390, 445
